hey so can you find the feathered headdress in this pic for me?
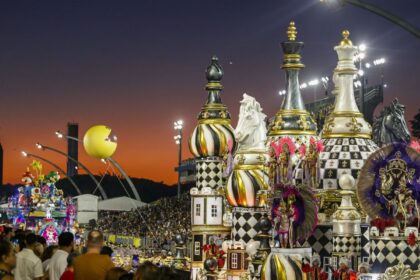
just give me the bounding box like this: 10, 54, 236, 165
309, 137, 324, 153
278, 137, 296, 155
409, 139, 420, 154
299, 144, 306, 157
270, 140, 282, 158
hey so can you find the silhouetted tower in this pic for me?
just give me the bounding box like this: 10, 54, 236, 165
67, 123, 79, 177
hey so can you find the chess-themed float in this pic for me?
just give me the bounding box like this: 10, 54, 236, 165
188, 22, 419, 280
6, 161, 78, 244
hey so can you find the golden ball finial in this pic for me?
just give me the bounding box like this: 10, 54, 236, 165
340, 30, 353, 46
287, 21, 297, 41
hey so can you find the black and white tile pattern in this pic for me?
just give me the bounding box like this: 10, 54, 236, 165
361, 225, 370, 261
304, 224, 333, 262
333, 235, 361, 254
319, 138, 378, 190
370, 238, 420, 273
196, 159, 223, 189
232, 207, 265, 245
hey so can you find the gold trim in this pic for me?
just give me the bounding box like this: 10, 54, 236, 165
340, 30, 353, 46
198, 125, 208, 155
213, 124, 226, 156
205, 82, 223, 90
198, 119, 231, 125
287, 21, 297, 41
268, 129, 316, 136
274, 254, 287, 280
234, 165, 265, 171
235, 170, 247, 206
235, 149, 267, 155
330, 111, 363, 117
281, 63, 305, 69
284, 54, 301, 60
277, 109, 310, 115
202, 103, 227, 109
191, 225, 231, 233
321, 132, 371, 139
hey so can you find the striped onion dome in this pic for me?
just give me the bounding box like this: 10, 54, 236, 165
189, 56, 237, 158
226, 151, 270, 207
261, 252, 305, 280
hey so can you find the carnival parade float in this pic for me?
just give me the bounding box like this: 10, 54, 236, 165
185, 21, 420, 280
6, 161, 78, 244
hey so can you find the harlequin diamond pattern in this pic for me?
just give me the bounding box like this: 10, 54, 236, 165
333, 235, 361, 254
370, 238, 420, 273
319, 138, 378, 190
232, 208, 263, 245
196, 161, 222, 189
304, 224, 333, 262
361, 225, 370, 260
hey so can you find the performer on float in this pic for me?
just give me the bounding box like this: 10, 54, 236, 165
333, 257, 356, 280
270, 137, 295, 184
310, 253, 327, 280
273, 200, 295, 248
300, 137, 324, 188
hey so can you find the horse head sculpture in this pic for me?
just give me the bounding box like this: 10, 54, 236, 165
373, 98, 411, 147
235, 94, 267, 151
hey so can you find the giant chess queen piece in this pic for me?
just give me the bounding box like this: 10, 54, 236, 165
332, 174, 361, 270
318, 31, 378, 217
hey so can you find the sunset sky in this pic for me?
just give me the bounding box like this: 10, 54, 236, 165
0, 0, 419, 185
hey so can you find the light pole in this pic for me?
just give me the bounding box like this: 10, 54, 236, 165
174, 120, 183, 199
35, 143, 107, 199
21, 151, 82, 195
55, 131, 142, 201
320, 0, 420, 39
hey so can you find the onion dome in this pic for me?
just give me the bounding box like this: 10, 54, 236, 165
267, 22, 317, 141
189, 56, 237, 158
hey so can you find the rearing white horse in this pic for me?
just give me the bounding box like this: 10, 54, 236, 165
235, 93, 267, 151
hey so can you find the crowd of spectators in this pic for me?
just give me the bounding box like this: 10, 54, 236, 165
0, 227, 185, 280
97, 193, 191, 248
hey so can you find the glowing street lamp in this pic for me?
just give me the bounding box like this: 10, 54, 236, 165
173, 120, 183, 199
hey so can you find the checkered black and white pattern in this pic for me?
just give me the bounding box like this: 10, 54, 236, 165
370, 238, 420, 273
333, 235, 361, 254
196, 159, 223, 189
319, 138, 378, 190
304, 224, 333, 262
232, 207, 265, 245
361, 225, 370, 261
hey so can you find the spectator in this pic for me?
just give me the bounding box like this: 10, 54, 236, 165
105, 267, 128, 280
73, 230, 114, 280
100, 246, 114, 258
133, 261, 159, 280
2, 228, 14, 241
42, 245, 58, 273
59, 252, 78, 280
158, 267, 181, 280
15, 233, 43, 280
0, 240, 16, 280
33, 243, 44, 259
49, 232, 74, 280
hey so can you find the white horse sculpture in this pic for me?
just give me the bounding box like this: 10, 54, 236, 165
235, 93, 267, 151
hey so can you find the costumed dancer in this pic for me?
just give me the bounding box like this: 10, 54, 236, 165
300, 137, 324, 188
333, 257, 356, 280
309, 253, 327, 280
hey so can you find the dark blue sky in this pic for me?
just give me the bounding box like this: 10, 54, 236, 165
0, 0, 419, 183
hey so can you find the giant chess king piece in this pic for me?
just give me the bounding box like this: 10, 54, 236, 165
267, 21, 317, 144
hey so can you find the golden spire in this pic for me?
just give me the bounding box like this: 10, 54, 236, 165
287, 21, 297, 41
340, 30, 353, 46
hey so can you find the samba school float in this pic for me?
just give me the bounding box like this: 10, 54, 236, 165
185, 21, 419, 280
6, 161, 78, 244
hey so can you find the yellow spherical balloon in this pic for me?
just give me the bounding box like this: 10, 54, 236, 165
83, 125, 117, 159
